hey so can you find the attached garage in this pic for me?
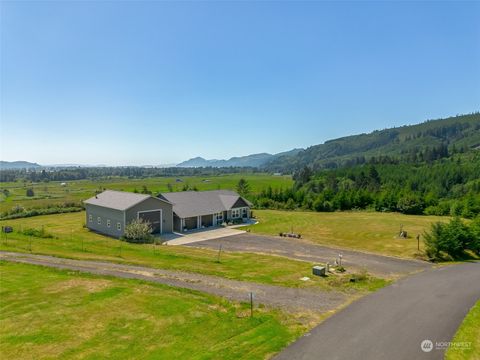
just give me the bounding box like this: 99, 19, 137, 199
138, 210, 162, 234
84, 190, 173, 238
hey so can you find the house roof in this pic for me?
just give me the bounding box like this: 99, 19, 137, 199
158, 190, 251, 218
84, 190, 168, 211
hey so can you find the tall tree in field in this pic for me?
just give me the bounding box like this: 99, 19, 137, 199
236, 178, 250, 196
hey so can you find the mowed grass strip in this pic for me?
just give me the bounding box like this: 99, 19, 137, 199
244, 210, 450, 258
0, 212, 387, 291
445, 300, 480, 360
0, 174, 292, 212
0, 261, 304, 360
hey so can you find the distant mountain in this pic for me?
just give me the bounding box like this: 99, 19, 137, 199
265, 113, 480, 172
177, 149, 303, 168
0, 161, 41, 169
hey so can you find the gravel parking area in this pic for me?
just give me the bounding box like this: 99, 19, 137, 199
186, 233, 431, 277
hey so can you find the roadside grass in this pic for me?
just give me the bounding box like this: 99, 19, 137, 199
0, 212, 388, 292
445, 300, 480, 360
243, 210, 450, 259
0, 174, 292, 213
0, 261, 306, 360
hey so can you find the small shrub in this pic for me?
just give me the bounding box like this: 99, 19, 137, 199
424, 217, 480, 260
123, 218, 154, 243
26, 188, 35, 197
20, 227, 54, 238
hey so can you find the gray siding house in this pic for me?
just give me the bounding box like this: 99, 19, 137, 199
158, 190, 252, 232
84, 190, 173, 237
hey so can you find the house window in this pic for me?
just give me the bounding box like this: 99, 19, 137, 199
97, 217, 101, 224
232, 209, 240, 218
117, 222, 121, 231
242, 208, 248, 217
107, 219, 111, 228
216, 212, 223, 222
89, 214, 92, 222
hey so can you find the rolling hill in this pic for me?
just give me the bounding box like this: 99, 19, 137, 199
177, 149, 303, 168
265, 113, 480, 172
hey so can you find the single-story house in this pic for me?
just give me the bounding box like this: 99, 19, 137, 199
158, 190, 252, 232
84, 190, 173, 237
84, 189, 251, 237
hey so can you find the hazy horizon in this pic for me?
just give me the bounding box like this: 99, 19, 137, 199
1, 1, 479, 166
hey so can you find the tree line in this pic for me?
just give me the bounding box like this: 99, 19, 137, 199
251, 152, 480, 218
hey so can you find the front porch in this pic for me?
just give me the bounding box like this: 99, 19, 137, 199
174, 207, 251, 233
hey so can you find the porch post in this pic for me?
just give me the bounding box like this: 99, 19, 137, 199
197, 216, 201, 229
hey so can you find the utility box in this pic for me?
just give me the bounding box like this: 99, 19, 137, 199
312, 266, 326, 277
2, 226, 13, 233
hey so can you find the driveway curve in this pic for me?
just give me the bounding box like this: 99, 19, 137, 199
275, 261, 480, 360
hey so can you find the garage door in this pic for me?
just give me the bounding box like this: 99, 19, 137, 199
138, 210, 162, 234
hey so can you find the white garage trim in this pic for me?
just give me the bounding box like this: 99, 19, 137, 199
137, 209, 163, 234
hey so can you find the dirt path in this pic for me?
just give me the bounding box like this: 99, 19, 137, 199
0, 251, 346, 313
187, 233, 431, 277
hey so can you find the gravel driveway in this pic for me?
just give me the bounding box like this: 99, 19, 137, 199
186, 233, 431, 277
0, 251, 345, 313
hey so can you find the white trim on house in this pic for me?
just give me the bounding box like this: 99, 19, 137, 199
137, 208, 163, 234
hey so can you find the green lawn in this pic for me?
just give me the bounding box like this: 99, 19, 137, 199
0, 212, 387, 291
0, 261, 305, 360
0, 174, 292, 213
446, 300, 480, 360
244, 210, 450, 258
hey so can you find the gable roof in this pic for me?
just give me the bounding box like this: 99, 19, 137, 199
84, 190, 169, 211
158, 190, 251, 218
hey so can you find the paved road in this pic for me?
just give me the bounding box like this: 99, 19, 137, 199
187, 233, 431, 277
0, 251, 345, 312
275, 262, 480, 360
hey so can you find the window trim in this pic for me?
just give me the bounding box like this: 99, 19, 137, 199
106, 219, 111, 228
117, 222, 121, 231
231, 208, 241, 219
97, 216, 101, 225
88, 214, 92, 222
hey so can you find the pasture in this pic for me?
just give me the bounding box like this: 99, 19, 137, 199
244, 210, 450, 258
0, 261, 303, 360
0, 212, 387, 292
0, 174, 292, 213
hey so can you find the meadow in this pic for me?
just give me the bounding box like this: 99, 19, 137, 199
0, 212, 387, 292
0, 174, 292, 213
0, 261, 304, 360
244, 210, 451, 258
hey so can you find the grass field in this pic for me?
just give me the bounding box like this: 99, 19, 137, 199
244, 210, 450, 258
445, 300, 480, 360
0, 212, 387, 292
0, 261, 305, 360
0, 174, 292, 213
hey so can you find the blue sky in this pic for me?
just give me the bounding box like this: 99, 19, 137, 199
1, 1, 479, 165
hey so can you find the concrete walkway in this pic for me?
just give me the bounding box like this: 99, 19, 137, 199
162, 227, 245, 246
275, 261, 480, 360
